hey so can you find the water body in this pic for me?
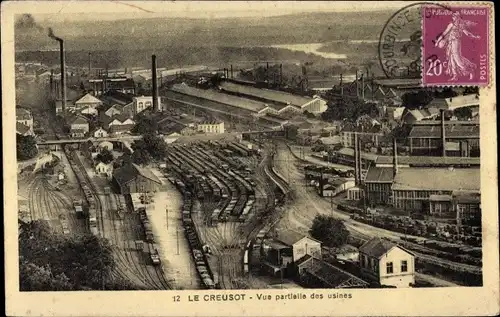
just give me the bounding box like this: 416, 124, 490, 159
270, 43, 347, 59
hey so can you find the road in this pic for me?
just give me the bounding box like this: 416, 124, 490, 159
272, 141, 475, 285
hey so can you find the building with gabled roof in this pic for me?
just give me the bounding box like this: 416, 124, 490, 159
113, 163, 162, 194
359, 238, 415, 288
364, 166, 394, 205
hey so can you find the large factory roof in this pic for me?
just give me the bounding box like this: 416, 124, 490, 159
375, 155, 481, 166
364, 167, 394, 183
372, 78, 421, 88
170, 83, 268, 113
408, 124, 480, 139
392, 168, 480, 191
113, 163, 161, 186
219, 81, 315, 107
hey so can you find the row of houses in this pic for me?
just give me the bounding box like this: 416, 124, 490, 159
262, 229, 415, 288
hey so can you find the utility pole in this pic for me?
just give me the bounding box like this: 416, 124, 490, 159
176, 224, 180, 255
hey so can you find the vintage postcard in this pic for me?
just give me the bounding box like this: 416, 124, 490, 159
3, 1, 499, 316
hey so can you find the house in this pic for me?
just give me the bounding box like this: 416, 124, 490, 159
454, 192, 481, 226
359, 238, 415, 288
341, 123, 384, 148
112, 163, 162, 194
70, 129, 86, 138
402, 107, 440, 124
132, 96, 162, 115
74, 93, 103, 112
320, 179, 356, 197
317, 136, 342, 148
68, 115, 89, 133
16, 108, 34, 132
99, 113, 136, 135
104, 104, 124, 117
197, 121, 225, 134
262, 229, 322, 277
93, 127, 109, 138
95, 161, 113, 179
98, 141, 114, 151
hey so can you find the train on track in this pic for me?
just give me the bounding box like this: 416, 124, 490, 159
64, 146, 100, 235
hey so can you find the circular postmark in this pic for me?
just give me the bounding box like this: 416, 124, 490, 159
378, 2, 452, 79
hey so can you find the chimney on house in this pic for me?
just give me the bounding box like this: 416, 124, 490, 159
151, 54, 159, 112
441, 109, 446, 157
393, 138, 398, 177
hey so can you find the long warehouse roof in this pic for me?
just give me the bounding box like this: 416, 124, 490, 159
392, 168, 480, 191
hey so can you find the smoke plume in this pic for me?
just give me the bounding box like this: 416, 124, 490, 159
16, 14, 43, 31
48, 27, 62, 41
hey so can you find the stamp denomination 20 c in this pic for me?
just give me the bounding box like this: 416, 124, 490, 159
422, 5, 491, 86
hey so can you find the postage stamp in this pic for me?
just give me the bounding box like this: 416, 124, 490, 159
422, 4, 491, 86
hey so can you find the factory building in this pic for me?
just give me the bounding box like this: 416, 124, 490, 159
132, 96, 162, 115
408, 121, 479, 157
113, 163, 162, 194
219, 81, 328, 115
391, 167, 480, 216
197, 120, 225, 134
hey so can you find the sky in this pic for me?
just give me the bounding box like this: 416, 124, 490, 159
10, 1, 411, 21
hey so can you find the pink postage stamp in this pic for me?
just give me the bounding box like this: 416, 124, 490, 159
422, 5, 491, 86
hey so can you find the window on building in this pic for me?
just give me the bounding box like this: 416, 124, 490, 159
386, 262, 393, 274
401, 260, 408, 272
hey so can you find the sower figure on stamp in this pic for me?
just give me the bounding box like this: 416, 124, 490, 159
435, 12, 481, 81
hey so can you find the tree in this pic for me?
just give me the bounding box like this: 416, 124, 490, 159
401, 91, 433, 109
463, 86, 479, 95
17, 134, 38, 161
133, 116, 158, 135
321, 96, 378, 122
453, 107, 473, 120
96, 148, 114, 164
309, 215, 350, 248
18, 220, 117, 291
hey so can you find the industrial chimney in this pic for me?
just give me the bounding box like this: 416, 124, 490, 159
361, 74, 365, 99
355, 71, 359, 97
230, 65, 233, 79
151, 54, 159, 112
49, 69, 54, 96
354, 133, 359, 185
357, 134, 363, 184
48, 28, 66, 113
279, 63, 283, 87
88, 52, 91, 74
441, 109, 446, 157
340, 73, 343, 96
393, 138, 398, 177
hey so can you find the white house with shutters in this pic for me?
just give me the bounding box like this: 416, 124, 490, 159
358, 238, 415, 288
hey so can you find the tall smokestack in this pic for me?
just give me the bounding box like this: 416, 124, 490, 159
59, 40, 66, 112
355, 71, 359, 97
279, 63, 283, 87
230, 65, 233, 79
50, 69, 54, 96
441, 109, 446, 157
340, 73, 343, 96
361, 74, 365, 99
152, 54, 159, 112
354, 133, 359, 185
88, 52, 91, 74
357, 134, 363, 184
393, 138, 398, 177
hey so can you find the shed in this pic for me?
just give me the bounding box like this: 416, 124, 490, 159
113, 163, 162, 194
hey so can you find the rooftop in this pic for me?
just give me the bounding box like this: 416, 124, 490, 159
113, 163, 162, 186
170, 83, 268, 113
408, 125, 480, 138
300, 258, 369, 288
219, 81, 314, 107
375, 155, 481, 166
336, 148, 379, 161
364, 167, 394, 183
392, 168, 480, 191
359, 238, 398, 258
275, 229, 319, 246
16, 107, 32, 120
